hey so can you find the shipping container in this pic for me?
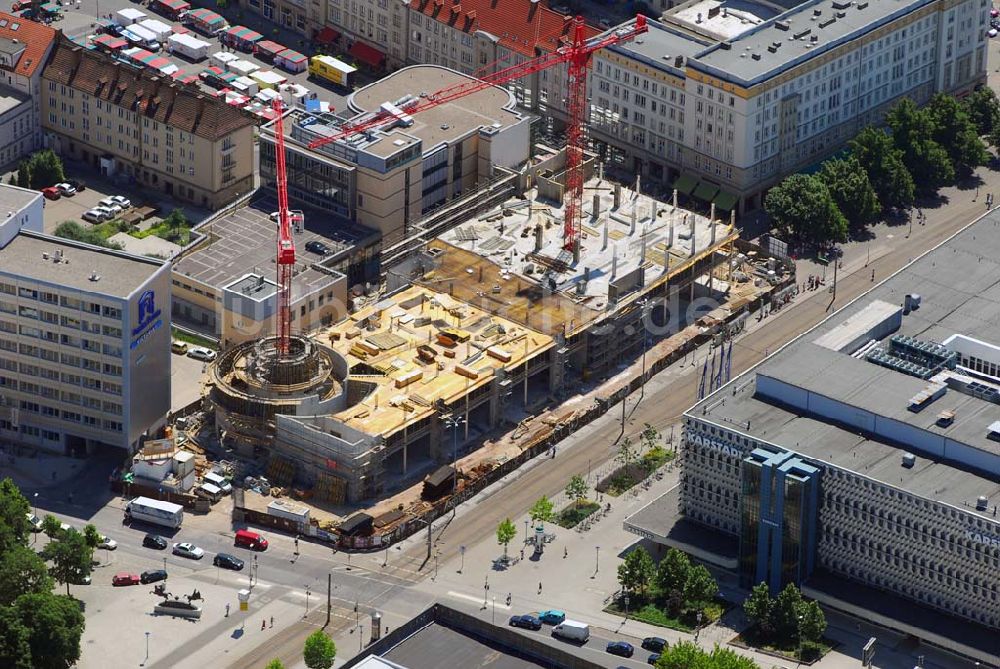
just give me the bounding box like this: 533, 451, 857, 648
308, 55, 355, 89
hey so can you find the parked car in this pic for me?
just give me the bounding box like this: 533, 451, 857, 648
537, 610, 566, 624
97, 536, 117, 550
112, 572, 141, 586
140, 569, 168, 584
641, 637, 667, 653
508, 614, 542, 630
234, 529, 268, 551
69, 574, 92, 585
98, 198, 124, 215
82, 209, 106, 223
109, 195, 132, 209
171, 341, 189, 354
647, 653, 661, 665
25, 513, 42, 532
213, 553, 244, 570
142, 534, 168, 550
305, 240, 330, 255
67, 179, 86, 192
41, 186, 60, 200
606, 641, 634, 658
55, 182, 76, 196
172, 542, 205, 559
990, 27, 999, 37
187, 347, 217, 362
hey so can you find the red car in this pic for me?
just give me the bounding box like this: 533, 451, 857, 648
41, 186, 60, 200
112, 572, 140, 586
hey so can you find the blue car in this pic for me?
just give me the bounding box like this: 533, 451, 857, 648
606, 641, 634, 658
536, 609, 566, 624
508, 614, 542, 630
647, 653, 661, 665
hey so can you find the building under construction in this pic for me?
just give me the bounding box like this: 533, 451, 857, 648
202, 153, 770, 504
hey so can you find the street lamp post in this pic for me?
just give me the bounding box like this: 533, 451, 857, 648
141, 631, 150, 666
459, 545, 466, 574
637, 298, 649, 403
483, 575, 489, 608
523, 518, 529, 545
32, 493, 38, 544
595, 546, 600, 575
304, 587, 310, 619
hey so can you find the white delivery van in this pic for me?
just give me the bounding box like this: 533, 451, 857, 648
115, 7, 146, 25
122, 24, 161, 51
551, 620, 589, 642
203, 471, 232, 494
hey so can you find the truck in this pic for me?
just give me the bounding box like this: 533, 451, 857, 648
115, 7, 146, 26
167, 33, 210, 61
125, 496, 184, 529
551, 620, 590, 642
122, 24, 161, 51
308, 55, 356, 89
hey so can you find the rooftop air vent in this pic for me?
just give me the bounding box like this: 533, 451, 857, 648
976, 495, 989, 511
857, 1, 868, 8
902, 453, 916, 468
751, 53, 761, 60
775, 20, 790, 31
89, 271, 100, 282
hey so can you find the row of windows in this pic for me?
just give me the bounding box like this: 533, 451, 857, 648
12, 402, 122, 432
0, 286, 123, 320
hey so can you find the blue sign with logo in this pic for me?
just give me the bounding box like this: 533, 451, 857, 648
130, 290, 162, 350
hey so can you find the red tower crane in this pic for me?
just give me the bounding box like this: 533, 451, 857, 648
271, 97, 296, 357
307, 15, 648, 255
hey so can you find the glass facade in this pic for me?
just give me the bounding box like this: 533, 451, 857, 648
259, 140, 353, 216
739, 447, 820, 593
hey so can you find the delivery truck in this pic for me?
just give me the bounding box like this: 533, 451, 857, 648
125, 496, 184, 529
115, 7, 146, 26
308, 55, 355, 89
122, 24, 161, 51
167, 33, 210, 61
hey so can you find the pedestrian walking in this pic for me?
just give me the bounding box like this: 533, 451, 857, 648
261, 619, 266, 631
538, 581, 542, 594
270, 616, 274, 628
520, 548, 524, 560
563, 547, 568, 559
225, 603, 230, 617
294, 536, 299, 554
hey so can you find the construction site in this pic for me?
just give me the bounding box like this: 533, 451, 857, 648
172, 15, 793, 542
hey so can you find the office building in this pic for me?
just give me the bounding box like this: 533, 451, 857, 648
627, 213, 1000, 664
259, 64, 530, 248
41, 37, 256, 209
590, 0, 987, 213
0, 186, 171, 455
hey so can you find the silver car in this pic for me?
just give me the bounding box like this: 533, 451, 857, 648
172, 542, 205, 560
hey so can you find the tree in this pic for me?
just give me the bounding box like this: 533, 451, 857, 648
709, 646, 760, 669
641, 423, 659, 452
53, 221, 123, 250
495, 518, 516, 560
797, 600, 826, 643
82, 524, 101, 550
163, 208, 189, 242
925, 93, 988, 176
653, 640, 714, 669
0, 479, 31, 553
617, 546, 655, 596
40, 515, 62, 540
302, 629, 336, 669
265, 660, 285, 669
12, 593, 85, 669
963, 86, 1000, 136
742, 583, 774, 636
683, 564, 718, 604
886, 98, 954, 193
764, 174, 847, 245
42, 529, 92, 596
655, 548, 691, 596
15, 162, 29, 188
819, 157, 880, 232
771, 583, 804, 640
850, 126, 915, 210
0, 606, 32, 669
528, 496, 554, 524
0, 545, 53, 606
26, 150, 65, 190
616, 436, 636, 470
564, 475, 589, 508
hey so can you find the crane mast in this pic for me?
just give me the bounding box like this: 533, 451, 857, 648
272, 97, 296, 357
306, 15, 647, 255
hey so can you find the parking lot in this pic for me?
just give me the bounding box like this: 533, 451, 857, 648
58, 0, 356, 114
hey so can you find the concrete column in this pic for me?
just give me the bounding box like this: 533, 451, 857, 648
602, 214, 609, 250
534, 224, 543, 252
630, 202, 637, 235
613, 184, 621, 209
611, 246, 618, 279
710, 202, 716, 223
635, 173, 641, 197
488, 378, 501, 428
668, 222, 674, 248
592, 193, 601, 220
640, 224, 647, 265
662, 245, 671, 276
730, 208, 736, 228
672, 189, 677, 208
690, 215, 697, 257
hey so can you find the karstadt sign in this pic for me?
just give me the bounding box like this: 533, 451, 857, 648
966, 529, 1000, 549
688, 432, 744, 458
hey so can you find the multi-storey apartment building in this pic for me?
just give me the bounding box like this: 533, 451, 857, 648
624, 212, 1000, 664
40, 37, 256, 209
590, 0, 987, 214
0, 185, 170, 456
0, 14, 57, 167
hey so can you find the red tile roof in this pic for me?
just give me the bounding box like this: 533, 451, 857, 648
408, 0, 598, 58
0, 11, 57, 78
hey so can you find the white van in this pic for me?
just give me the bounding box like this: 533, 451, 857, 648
551, 620, 589, 642
203, 471, 232, 494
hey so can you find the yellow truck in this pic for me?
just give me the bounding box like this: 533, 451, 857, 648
308, 55, 357, 89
